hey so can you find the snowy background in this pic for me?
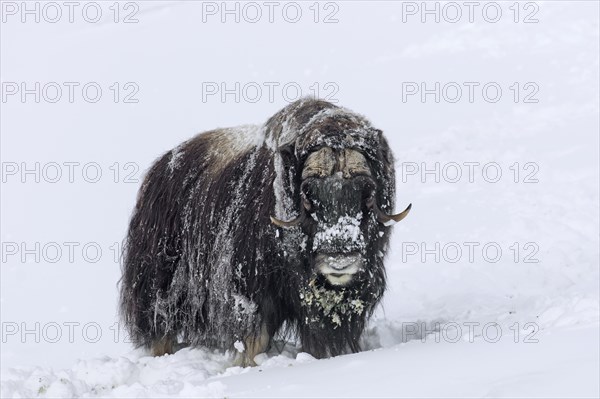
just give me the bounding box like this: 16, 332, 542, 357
1, 1, 599, 397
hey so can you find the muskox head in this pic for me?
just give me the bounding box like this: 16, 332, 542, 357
271, 147, 411, 286
266, 99, 411, 288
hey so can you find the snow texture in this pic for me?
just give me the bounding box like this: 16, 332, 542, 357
313, 213, 365, 252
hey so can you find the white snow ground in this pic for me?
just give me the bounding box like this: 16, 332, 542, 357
1, 1, 598, 398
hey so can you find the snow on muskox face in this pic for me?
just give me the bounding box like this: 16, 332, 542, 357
299, 147, 376, 286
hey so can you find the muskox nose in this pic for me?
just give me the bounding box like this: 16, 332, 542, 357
316, 252, 362, 286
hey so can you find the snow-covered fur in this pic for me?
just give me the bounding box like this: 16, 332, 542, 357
119, 98, 400, 363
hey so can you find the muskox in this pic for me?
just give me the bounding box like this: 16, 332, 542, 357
119, 98, 411, 365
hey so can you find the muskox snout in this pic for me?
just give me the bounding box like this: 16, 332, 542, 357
316, 252, 362, 286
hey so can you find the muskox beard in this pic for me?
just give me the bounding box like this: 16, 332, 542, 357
294, 264, 386, 358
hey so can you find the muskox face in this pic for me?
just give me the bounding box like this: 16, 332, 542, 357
301, 147, 374, 286
271, 146, 411, 287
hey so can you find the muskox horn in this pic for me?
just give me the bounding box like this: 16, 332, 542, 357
270, 198, 309, 228
270, 214, 304, 228
367, 196, 412, 226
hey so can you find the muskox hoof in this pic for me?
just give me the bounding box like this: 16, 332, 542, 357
233, 353, 258, 368
150, 336, 175, 357
233, 325, 270, 367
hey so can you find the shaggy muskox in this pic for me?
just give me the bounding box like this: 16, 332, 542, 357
120, 98, 411, 365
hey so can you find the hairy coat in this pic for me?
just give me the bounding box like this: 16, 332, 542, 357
120, 98, 409, 364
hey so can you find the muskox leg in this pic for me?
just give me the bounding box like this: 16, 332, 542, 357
150, 335, 175, 357
235, 324, 270, 367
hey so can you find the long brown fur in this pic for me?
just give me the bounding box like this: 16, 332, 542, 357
120, 98, 403, 363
